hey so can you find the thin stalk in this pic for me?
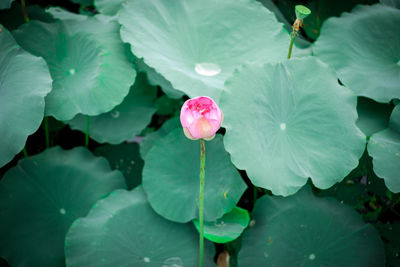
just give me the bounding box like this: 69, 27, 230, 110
23, 147, 28, 157
21, 0, 29, 22
44, 117, 49, 148
287, 31, 296, 59
199, 139, 206, 267
85, 115, 90, 148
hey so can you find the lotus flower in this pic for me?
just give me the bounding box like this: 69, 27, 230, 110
180, 96, 223, 140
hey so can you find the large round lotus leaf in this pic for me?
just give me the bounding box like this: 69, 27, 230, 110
221, 57, 365, 196
238, 186, 385, 266
313, 4, 400, 103
68, 73, 156, 144
13, 18, 134, 120
140, 117, 180, 159
368, 104, 400, 193
119, 0, 290, 102
135, 57, 185, 99
143, 128, 247, 223
0, 146, 126, 266
0, 26, 52, 167
65, 187, 215, 267
356, 97, 393, 138
193, 207, 250, 244
94, 142, 144, 190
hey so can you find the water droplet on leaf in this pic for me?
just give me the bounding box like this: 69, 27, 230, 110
195, 63, 221, 76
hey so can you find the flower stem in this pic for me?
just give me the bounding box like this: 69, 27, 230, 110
23, 147, 28, 157
44, 117, 49, 148
85, 115, 90, 148
199, 139, 206, 267
287, 31, 296, 59
287, 18, 302, 59
21, 0, 29, 22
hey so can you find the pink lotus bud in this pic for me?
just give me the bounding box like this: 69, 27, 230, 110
180, 96, 223, 141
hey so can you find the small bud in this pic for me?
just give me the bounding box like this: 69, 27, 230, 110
180, 96, 223, 140
295, 5, 311, 21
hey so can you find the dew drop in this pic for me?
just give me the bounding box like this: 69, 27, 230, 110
249, 220, 256, 227
111, 110, 120, 118
69, 68, 76, 75
162, 257, 183, 267
59, 208, 66, 215
143, 257, 150, 263
195, 63, 221, 76
309, 253, 316, 260
280, 123, 286, 130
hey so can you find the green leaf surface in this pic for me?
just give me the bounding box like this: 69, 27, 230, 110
313, 4, 400, 103
94, 142, 144, 190
65, 187, 215, 267
13, 17, 135, 120
238, 186, 385, 266
70, 0, 93, 6
221, 57, 365, 196
95, 0, 126, 15
143, 129, 247, 222
140, 117, 181, 159
380, 0, 400, 8
356, 97, 393, 138
0, 26, 52, 167
135, 57, 185, 99
368, 104, 400, 192
0, 147, 126, 266
0, 0, 14, 10
193, 207, 250, 243
68, 73, 156, 144
119, 0, 291, 102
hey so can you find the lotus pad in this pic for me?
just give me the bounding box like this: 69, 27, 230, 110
135, 57, 185, 99
143, 129, 247, 222
140, 117, 181, 159
94, 142, 144, 190
238, 187, 385, 266
221, 57, 365, 196
356, 97, 393, 138
65, 187, 215, 267
94, 0, 126, 15
368, 104, 400, 193
68, 73, 156, 144
119, 0, 290, 102
193, 207, 250, 243
0, 147, 126, 266
313, 4, 400, 103
13, 18, 134, 120
0, 26, 52, 167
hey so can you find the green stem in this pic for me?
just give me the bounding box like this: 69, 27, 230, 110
199, 139, 206, 267
85, 115, 90, 148
23, 147, 28, 157
287, 31, 296, 59
44, 117, 49, 148
21, 0, 29, 22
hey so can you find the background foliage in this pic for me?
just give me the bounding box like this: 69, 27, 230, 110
0, 0, 399, 266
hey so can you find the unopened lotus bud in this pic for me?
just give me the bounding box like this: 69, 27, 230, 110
180, 96, 223, 141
